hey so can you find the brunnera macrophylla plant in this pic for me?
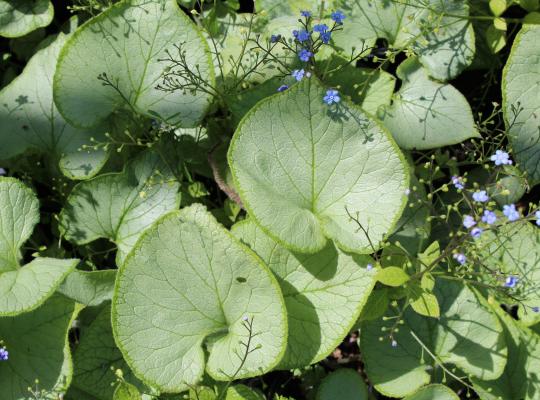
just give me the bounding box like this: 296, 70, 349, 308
1, 0, 540, 399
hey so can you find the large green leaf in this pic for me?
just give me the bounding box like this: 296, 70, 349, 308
0, 177, 77, 316
316, 369, 368, 400
476, 220, 540, 326
58, 269, 116, 307
380, 58, 478, 150
228, 78, 409, 254
472, 307, 540, 400
403, 384, 459, 400
112, 204, 287, 391
0, 33, 109, 180
0, 0, 53, 38
335, 0, 475, 81
361, 280, 507, 397
60, 151, 181, 266
54, 0, 214, 128
502, 24, 540, 185
232, 219, 376, 369
72, 304, 144, 400
0, 294, 76, 400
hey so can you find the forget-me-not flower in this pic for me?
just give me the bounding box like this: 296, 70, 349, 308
481, 210, 497, 225
472, 190, 489, 203
453, 253, 467, 265
292, 69, 305, 81
323, 89, 340, 105
298, 48, 313, 62
301, 10, 312, 17
535, 210, 540, 226
294, 29, 310, 42
451, 175, 465, 190
504, 275, 519, 288
277, 85, 289, 92
313, 24, 329, 33
471, 227, 483, 239
463, 215, 476, 229
331, 10, 346, 24
320, 30, 332, 43
503, 204, 520, 221
270, 34, 280, 43
490, 150, 513, 166
0, 347, 8, 361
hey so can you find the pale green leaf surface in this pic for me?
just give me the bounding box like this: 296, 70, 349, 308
112, 204, 287, 391
476, 221, 540, 326
113, 382, 142, 400
0, 33, 109, 180
54, 0, 213, 128
0, 178, 77, 316
228, 78, 409, 254
403, 384, 459, 400
316, 369, 368, 400
361, 281, 506, 397
0, 0, 53, 38
335, 0, 475, 80
503, 24, 540, 184
233, 219, 376, 369
0, 294, 76, 400
376, 266, 410, 287
472, 307, 540, 400
60, 151, 181, 266
57, 269, 116, 307
226, 385, 265, 400
380, 59, 478, 150
255, 0, 335, 18
72, 304, 143, 400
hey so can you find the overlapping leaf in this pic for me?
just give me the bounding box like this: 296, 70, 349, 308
0, 0, 53, 38
58, 269, 116, 307
503, 24, 540, 185
0, 33, 109, 179
0, 178, 77, 316
0, 294, 76, 400
60, 151, 181, 266
112, 205, 287, 391
316, 369, 368, 400
54, 0, 214, 128
361, 280, 507, 397
233, 219, 376, 369
228, 78, 409, 254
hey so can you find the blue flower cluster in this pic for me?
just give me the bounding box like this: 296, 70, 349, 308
0, 347, 8, 361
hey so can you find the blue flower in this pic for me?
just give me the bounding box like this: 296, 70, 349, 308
298, 48, 313, 62
270, 34, 281, 43
463, 215, 476, 229
366, 263, 373, 271
0, 347, 8, 361
295, 29, 310, 42
331, 10, 346, 24
490, 150, 513, 166
504, 275, 519, 288
300, 10, 312, 17
313, 24, 329, 33
320, 30, 332, 44
535, 210, 540, 226
481, 210, 497, 225
533, 306, 539, 313
292, 69, 305, 81
471, 227, 483, 239
323, 89, 340, 105
453, 253, 466, 265
503, 204, 520, 221
472, 190, 489, 203
451, 175, 465, 190
277, 85, 289, 92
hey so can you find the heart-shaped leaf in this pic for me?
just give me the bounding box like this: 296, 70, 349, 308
54, 0, 214, 128
112, 204, 287, 391
0, 177, 77, 316
503, 24, 540, 185
361, 280, 507, 397
380, 59, 478, 150
316, 369, 368, 400
57, 269, 116, 307
60, 151, 181, 266
0, 33, 109, 180
0, 294, 76, 400
228, 78, 409, 254
0, 0, 53, 38
233, 219, 376, 369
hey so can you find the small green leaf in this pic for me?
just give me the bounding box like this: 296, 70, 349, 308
403, 384, 459, 400
112, 205, 287, 391
228, 78, 409, 254
113, 382, 141, 400
380, 59, 479, 150
0, 294, 76, 400
376, 267, 410, 287
0, 177, 77, 316
226, 385, 265, 400
54, 0, 214, 128
233, 219, 376, 369
408, 284, 440, 318
60, 151, 181, 266
316, 369, 368, 400
489, 0, 508, 16
0, 0, 53, 38
503, 24, 540, 184
418, 241, 440, 268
